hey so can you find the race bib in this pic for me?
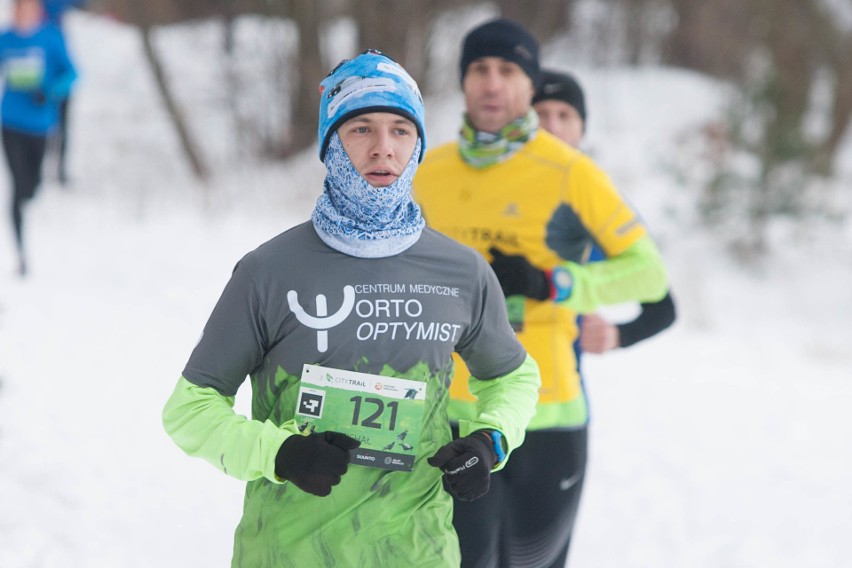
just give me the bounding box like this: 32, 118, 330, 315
4, 53, 44, 90
295, 364, 427, 472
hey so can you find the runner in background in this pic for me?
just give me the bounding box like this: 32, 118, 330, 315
533, 69, 677, 356
414, 19, 670, 568
0, 0, 77, 275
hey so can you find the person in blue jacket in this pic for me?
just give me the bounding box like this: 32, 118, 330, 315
0, 0, 77, 275
533, 69, 677, 356
42, 0, 84, 185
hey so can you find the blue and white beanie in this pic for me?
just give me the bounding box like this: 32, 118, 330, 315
318, 50, 426, 162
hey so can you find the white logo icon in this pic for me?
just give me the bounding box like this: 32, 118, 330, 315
559, 472, 582, 491
287, 286, 356, 352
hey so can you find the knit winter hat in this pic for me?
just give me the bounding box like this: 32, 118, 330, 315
459, 18, 540, 87
533, 69, 587, 123
318, 50, 426, 163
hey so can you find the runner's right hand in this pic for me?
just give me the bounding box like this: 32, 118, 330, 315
489, 247, 551, 300
275, 431, 361, 496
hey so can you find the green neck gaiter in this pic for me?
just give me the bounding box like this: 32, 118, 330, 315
458, 109, 539, 169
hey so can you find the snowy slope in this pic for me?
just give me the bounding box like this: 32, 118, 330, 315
1, 10, 851, 568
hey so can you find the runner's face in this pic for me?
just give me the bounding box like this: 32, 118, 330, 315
14, 0, 44, 31
463, 57, 535, 133
534, 99, 584, 148
338, 112, 418, 188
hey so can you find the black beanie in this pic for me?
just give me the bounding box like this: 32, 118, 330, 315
532, 69, 587, 123
460, 18, 540, 87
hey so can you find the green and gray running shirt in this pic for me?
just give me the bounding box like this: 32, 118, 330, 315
163, 222, 540, 567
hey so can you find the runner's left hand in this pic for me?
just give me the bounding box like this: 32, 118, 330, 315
580, 313, 620, 353
428, 430, 497, 501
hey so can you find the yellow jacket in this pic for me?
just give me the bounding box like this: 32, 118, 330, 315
414, 130, 667, 429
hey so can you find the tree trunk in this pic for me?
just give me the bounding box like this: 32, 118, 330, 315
122, 0, 210, 182
813, 17, 852, 176
352, 1, 419, 74
352, 0, 472, 91
662, 0, 756, 80
287, 0, 325, 157
817, 61, 852, 176
139, 26, 211, 182
495, 0, 571, 44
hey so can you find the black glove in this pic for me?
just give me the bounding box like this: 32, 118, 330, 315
31, 91, 47, 105
427, 430, 498, 502
274, 431, 361, 497
489, 247, 550, 300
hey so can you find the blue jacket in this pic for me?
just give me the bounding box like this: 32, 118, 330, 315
44, 0, 86, 27
0, 24, 77, 135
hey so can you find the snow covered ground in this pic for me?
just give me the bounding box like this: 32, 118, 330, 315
1, 9, 851, 568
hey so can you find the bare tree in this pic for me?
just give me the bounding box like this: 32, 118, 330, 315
809, 3, 852, 176
119, 0, 211, 182
495, 0, 572, 43
287, 0, 327, 157
662, 0, 757, 80
348, 0, 472, 85
85, 0, 583, 165
656, 0, 852, 250
91, 0, 272, 24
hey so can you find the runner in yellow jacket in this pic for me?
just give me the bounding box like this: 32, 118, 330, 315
413, 18, 669, 568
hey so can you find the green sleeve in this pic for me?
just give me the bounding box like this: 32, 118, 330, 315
457, 354, 540, 471
560, 236, 668, 314
162, 376, 300, 483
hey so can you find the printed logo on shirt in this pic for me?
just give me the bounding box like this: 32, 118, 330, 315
444, 226, 520, 248
286, 283, 465, 353
287, 286, 357, 352
502, 203, 521, 217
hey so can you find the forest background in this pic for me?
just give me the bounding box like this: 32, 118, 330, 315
86, 0, 852, 251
